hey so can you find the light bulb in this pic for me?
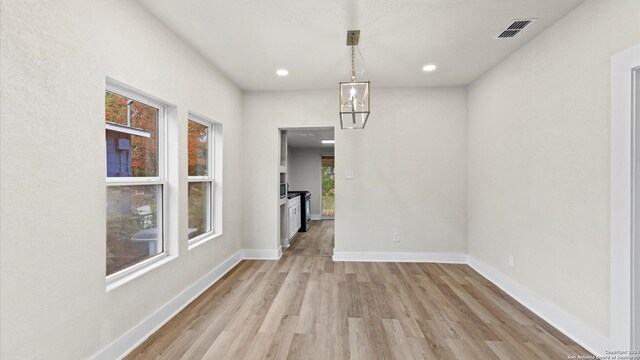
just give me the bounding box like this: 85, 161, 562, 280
422, 64, 437, 72
350, 87, 356, 97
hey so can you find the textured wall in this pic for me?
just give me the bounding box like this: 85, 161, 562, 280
0, 0, 244, 358
467, 0, 640, 337
243, 88, 468, 255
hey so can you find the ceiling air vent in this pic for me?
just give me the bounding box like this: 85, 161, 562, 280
496, 18, 537, 39
498, 30, 520, 38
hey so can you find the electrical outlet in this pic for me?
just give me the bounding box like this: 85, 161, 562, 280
508, 255, 514, 268
393, 232, 401, 242
345, 170, 355, 180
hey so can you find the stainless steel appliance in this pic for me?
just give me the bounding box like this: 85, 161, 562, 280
280, 183, 286, 198
302, 192, 311, 231
289, 191, 311, 232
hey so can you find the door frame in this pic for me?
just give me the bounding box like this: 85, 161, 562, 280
321, 156, 335, 219
610, 43, 640, 350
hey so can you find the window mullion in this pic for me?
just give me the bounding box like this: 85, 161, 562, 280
107, 180, 164, 186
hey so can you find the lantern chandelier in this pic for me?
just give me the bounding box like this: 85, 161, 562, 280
339, 30, 370, 130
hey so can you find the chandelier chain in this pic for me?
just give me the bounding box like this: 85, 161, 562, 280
351, 45, 356, 79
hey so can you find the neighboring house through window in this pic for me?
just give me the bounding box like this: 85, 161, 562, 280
105, 81, 167, 282
187, 114, 220, 246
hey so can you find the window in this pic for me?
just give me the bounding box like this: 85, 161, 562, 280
105, 82, 166, 281
188, 114, 217, 246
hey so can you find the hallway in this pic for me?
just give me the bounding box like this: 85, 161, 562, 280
127, 220, 590, 359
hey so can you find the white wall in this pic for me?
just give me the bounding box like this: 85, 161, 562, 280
0, 1, 244, 358
467, 0, 640, 339
243, 88, 468, 255
288, 147, 334, 217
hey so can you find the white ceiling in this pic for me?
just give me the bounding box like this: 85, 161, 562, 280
137, 0, 584, 91
287, 128, 335, 149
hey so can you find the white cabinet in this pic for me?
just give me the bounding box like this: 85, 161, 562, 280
287, 196, 301, 240
295, 203, 301, 230
289, 206, 296, 239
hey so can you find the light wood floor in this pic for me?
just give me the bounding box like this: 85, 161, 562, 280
126, 221, 591, 359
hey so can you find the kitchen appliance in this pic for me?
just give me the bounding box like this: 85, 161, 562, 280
289, 191, 312, 232
286, 192, 301, 243
280, 182, 286, 198
301, 192, 311, 232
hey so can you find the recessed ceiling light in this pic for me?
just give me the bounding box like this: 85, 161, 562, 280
321, 139, 335, 144
422, 64, 437, 72
276, 69, 289, 76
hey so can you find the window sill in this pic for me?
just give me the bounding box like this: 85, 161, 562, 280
106, 254, 177, 292
188, 232, 222, 251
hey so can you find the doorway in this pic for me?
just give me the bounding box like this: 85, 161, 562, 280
278, 127, 335, 256
611, 43, 640, 351
321, 156, 335, 219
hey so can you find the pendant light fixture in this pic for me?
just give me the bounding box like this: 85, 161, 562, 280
339, 30, 370, 130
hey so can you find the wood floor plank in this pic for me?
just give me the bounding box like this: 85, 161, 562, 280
295, 279, 320, 334
243, 331, 278, 360
179, 313, 232, 359
348, 317, 393, 360
200, 330, 235, 359
263, 315, 298, 360
126, 220, 592, 360
382, 318, 431, 360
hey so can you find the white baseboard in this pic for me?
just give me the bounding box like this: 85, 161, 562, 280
467, 256, 608, 357
332, 251, 468, 263
242, 248, 282, 260
310, 214, 322, 220
91, 250, 244, 360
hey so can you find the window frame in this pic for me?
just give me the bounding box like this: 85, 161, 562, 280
105, 81, 169, 286
187, 113, 217, 247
